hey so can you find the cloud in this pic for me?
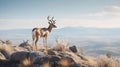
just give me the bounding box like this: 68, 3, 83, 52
1, 5, 120, 30
57, 18, 120, 28
88, 5, 120, 17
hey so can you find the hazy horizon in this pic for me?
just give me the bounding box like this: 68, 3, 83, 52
0, 27, 120, 56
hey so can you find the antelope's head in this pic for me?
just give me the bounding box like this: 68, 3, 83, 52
47, 16, 57, 28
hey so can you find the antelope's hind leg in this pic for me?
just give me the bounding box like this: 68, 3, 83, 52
32, 33, 36, 50
35, 36, 39, 50
45, 37, 48, 50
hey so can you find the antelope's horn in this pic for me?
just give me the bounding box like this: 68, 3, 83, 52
47, 16, 50, 21
51, 16, 54, 20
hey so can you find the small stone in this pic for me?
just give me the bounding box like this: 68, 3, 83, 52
69, 45, 77, 53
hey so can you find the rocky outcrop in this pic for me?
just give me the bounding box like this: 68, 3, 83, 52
1, 40, 120, 67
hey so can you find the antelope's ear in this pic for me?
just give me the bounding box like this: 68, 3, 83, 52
48, 22, 51, 24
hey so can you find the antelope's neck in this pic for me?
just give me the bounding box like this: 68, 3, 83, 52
48, 25, 53, 32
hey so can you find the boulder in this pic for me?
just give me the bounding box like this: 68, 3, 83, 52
0, 59, 19, 67
30, 51, 45, 62
49, 56, 61, 66
69, 45, 77, 53
49, 55, 60, 62
34, 56, 50, 64
10, 51, 30, 62
47, 50, 56, 55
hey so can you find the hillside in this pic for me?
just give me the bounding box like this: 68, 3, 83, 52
0, 40, 120, 67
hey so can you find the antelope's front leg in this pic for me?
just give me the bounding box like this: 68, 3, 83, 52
45, 37, 48, 50
43, 38, 45, 47
35, 36, 39, 50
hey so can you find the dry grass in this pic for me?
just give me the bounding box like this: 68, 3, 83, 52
84, 56, 97, 67
96, 55, 120, 67
66, 51, 83, 63
52, 41, 68, 52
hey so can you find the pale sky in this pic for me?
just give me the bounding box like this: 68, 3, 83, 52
0, 0, 120, 29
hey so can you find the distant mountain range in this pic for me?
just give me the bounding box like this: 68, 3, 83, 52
0, 27, 120, 56
1, 26, 120, 36
54, 27, 120, 36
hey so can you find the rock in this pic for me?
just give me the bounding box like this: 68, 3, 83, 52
34, 56, 50, 65
70, 63, 81, 67
19, 40, 30, 47
34, 55, 61, 66
10, 51, 30, 62
58, 53, 65, 58
0, 52, 6, 60
30, 51, 45, 62
64, 56, 75, 63
0, 50, 11, 59
106, 52, 112, 58
59, 56, 75, 67
19, 40, 33, 51
47, 50, 56, 55
50, 56, 60, 62
0, 59, 19, 67
77, 54, 88, 61
69, 45, 77, 53
49, 56, 61, 66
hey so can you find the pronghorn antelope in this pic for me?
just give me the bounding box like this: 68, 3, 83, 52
32, 16, 57, 50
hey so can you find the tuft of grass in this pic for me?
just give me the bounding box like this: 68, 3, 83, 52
96, 55, 120, 67
83, 56, 97, 67
65, 51, 84, 63
52, 41, 68, 52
